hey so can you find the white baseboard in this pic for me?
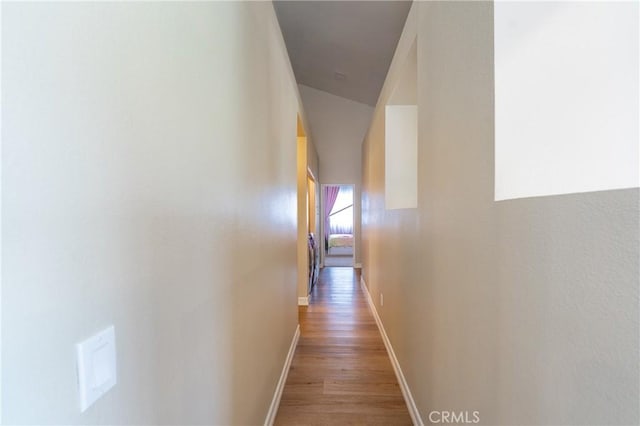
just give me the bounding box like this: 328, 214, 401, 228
264, 324, 300, 426
297, 296, 309, 306
360, 277, 424, 426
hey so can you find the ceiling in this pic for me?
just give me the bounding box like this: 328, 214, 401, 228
274, 1, 412, 106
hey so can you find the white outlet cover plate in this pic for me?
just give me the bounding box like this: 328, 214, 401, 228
76, 325, 117, 412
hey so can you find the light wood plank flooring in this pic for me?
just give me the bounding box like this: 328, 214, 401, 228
275, 267, 412, 425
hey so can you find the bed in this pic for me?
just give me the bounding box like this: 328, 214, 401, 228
327, 233, 353, 256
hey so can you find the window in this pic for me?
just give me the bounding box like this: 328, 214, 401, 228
329, 185, 353, 234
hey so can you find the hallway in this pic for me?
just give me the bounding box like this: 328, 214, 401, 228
2, 2, 638, 424
275, 268, 412, 425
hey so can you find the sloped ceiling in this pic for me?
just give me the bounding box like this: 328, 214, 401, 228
274, 1, 412, 107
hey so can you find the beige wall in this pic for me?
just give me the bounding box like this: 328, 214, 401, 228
299, 84, 373, 264
2, 2, 300, 424
361, 2, 639, 425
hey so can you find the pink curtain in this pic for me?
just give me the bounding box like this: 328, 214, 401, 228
324, 185, 340, 245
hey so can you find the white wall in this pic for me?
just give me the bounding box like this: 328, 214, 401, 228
362, 2, 639, 425
495, 1, 639, 200
298, 84, 373, 264
2, 2, 299, 424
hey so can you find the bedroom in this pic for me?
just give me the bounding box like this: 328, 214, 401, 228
323, 184, 354, 267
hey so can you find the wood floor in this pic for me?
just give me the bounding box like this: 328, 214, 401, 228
274, 267, 412, 425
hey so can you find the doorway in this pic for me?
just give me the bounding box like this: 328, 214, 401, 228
297, 114, 321, 305
321, 184, 355, 268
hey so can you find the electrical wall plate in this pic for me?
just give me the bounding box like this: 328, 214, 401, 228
76, 325, 117, 412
